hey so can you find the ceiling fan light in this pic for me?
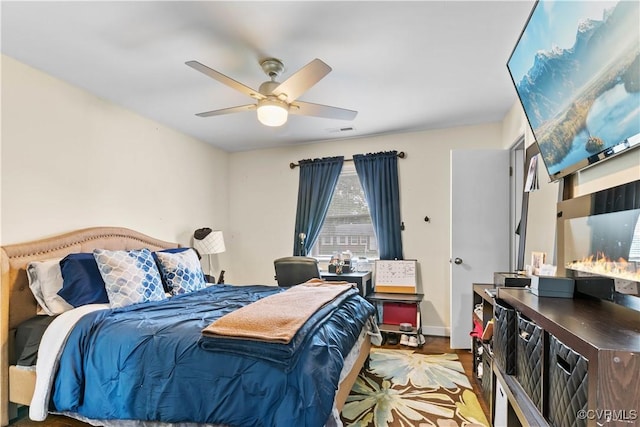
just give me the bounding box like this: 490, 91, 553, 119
257, 98, 289, 127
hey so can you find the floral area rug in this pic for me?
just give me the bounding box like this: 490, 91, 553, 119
340, 349, 490, 427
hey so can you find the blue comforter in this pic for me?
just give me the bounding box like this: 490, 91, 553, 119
51, 284, 375, 426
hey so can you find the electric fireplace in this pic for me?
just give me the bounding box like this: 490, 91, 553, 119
557, 179, 640, 310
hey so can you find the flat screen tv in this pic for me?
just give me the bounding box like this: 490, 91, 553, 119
507, 0, 640, 182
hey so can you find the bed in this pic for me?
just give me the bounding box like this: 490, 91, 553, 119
1, 226, 376, 427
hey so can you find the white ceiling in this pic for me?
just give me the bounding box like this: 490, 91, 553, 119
1, 1, 535, 152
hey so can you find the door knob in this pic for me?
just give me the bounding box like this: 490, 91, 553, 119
453, 257, 463, 265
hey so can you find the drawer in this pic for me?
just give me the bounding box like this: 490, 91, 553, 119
516, 313, 543, 411
493, 299, 517, 375
548, 334, 589, 427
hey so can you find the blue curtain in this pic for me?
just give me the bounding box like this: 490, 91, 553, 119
353, 151, 403, 260
293, 156, 344, 256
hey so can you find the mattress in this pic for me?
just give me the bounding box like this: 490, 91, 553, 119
14, 315, 56, 366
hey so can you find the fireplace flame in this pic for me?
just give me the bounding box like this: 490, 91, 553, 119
566, 252, 639, 281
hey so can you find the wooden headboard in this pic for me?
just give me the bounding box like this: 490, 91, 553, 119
0, 226, 179, 425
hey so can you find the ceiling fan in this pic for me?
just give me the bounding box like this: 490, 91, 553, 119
186, 58, 357, 127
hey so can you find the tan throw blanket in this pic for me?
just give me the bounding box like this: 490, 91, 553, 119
202, 280, 355, 344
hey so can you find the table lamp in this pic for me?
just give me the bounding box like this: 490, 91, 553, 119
193, 228, 226, 283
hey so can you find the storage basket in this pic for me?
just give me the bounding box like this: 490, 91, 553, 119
516, 313, 543, 411
548, 334, 589, 427
481, 345, 493, 401
382, 302, 417, 326
493, 299, 517, 375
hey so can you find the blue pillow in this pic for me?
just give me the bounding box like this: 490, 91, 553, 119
158, 247, 189, 254
58, 253, 109, 307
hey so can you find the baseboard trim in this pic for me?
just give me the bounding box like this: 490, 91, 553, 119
420, 325, 450, 337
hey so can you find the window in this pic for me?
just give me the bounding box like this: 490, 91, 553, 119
310, 164, 379, 259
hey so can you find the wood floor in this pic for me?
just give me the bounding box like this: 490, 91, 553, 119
9, 335, 490, 426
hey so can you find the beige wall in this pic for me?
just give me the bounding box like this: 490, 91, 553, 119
501, 101, 528, 150
507, 99, 640, 269
571, 150, 640, 196
228, 124, 504, 335
3, 54, 637, 335
522, 149, 640, 269
523, 169, 559, 267
1, 55, 230, 273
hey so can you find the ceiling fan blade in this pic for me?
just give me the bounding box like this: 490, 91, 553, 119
195, 104, 256, 117
271, 59, 331, 102
290, 101, 358, 121
186, 61, 265, 100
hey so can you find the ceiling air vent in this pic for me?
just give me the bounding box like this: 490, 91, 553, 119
326, 126, 355, 133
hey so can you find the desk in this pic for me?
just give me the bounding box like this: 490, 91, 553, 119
320, 271, 372, 296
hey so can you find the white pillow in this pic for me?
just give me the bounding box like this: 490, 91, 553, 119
27, 259, 74, 316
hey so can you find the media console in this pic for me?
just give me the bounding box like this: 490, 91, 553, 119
473, 285, 639, 427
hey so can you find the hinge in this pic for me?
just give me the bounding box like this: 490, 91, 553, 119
509, 166, 513, 177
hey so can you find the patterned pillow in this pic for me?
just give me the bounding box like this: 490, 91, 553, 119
154, 248, 207, 295
152, 247, 191, 292
93, 248, 166, 308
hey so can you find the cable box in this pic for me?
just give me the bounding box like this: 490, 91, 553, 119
494, 272, 530, 288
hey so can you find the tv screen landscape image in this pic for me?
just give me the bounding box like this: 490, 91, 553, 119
508, 0, 640, 181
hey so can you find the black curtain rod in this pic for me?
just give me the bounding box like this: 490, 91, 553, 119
289, 151, 406, 169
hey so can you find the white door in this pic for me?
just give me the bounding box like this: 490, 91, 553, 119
450, 149, 510, 349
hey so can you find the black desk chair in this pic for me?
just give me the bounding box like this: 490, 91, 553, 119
274, 256, 321, 287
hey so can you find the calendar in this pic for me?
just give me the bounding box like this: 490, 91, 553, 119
374, 260, 417, 293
